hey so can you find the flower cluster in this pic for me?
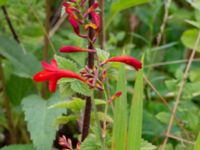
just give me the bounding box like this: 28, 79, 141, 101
33, 0, 142, 93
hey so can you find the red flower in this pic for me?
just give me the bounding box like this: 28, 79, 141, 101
91, 12, 100, 30
33, 60, 85, 92
83, 2, 99, 18
103, 56, 142, 71
108, 91, 122, 104
60, 46, 96, 53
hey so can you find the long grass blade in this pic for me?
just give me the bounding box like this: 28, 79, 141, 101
127, 67, 144, 150
193, 133, 200, 150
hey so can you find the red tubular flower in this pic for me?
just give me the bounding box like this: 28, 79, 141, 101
60, 46, 96, 53
33, 60, 85, 93
91, 12, 100, 30
83, 2, 99, 18
108, 91, 122, 104
103, 56, 142, 71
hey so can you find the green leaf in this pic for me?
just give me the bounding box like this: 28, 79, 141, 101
6, 75, 33, 105
80, 134, 101, 150
141, 139, 157, 150
194, 133, 200, 150
112, 64, 127, 150
0, 144, 35, 150
71, 80, 92, 96
55, 115, 77, 125
54, 55, 78, 72
0, 36, 41, 78
0, 0, 7, 6
111, 0, 151, 13
59, 82, 75, 97
127, 67, 144, 150
96, 48, 110, 61
48, 97, 106, 112
22, 94, 65, 150
91, 112, 113, 123
156, 112, 171, 124
185, 20, 200, 29
181, 29, 200, 52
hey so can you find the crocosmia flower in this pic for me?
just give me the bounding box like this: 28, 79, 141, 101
60, 46, 96, 53
33, 60, 85, 92
103, 56, 142, 71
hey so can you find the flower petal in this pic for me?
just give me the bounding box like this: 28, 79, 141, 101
83, 2, 99, 18
60, 46, 96, 53
105, 56, 142, 71
49, 78, 58, 93
33, 71, 55, 82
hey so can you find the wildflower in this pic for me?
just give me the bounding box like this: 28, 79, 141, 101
91, 12, 100, 30
108, 91, 122, 104
33, 60, 84, 92
60, 46, 96, 53
102, 56, 142, 71
59, 135, 73, 150
83, 2, 99, 18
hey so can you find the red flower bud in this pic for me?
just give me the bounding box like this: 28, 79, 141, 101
33, 60, 85, 92
83, 2, 99, 18
103, 56, 142, 71
91, 12, 100, 30
108, 91, 122, 104
60, 46, 96, 53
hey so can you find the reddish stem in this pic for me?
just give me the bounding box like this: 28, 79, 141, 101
81, 0, 95, 141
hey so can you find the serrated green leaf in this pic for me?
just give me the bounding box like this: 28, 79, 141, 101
22, 94, 65, 150
55, 115, 77, 126
141, 139, 157, 150
59, 82, 75, 97
112, 64, 127, 150
80, 134, 101, 150
127, 68, 143, 150
96, 112, 113, 123
48, 98, 106, 112
0, 36, 41, 78
0, 144, 35, 150
181, 29, 200, 52
54, 55, 78, 72
71, 80, 92, 96
96, 48, 110, 61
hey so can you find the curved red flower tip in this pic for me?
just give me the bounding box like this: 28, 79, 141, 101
60, 46, 96, 53
68, 16, 87, 38
108, 91, 122, 104
83, 2, 99, 18
91, 12, 100, 30
33, 60, 85, 93
103, 56, 142, 71
63, 2, 71, 7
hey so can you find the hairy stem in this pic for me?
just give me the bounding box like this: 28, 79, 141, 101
81, 0, 96, 141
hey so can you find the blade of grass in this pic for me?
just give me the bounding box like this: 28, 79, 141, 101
127, 67, 144, 150
112, 64, 127, 150
193, 133, 200, 150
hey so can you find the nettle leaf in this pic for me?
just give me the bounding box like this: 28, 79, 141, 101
55, 115, 77, 126
80, 134, 102, 150
54, 55, 78, 72
181, 29, 200, 52
22, 94, 65, 150
71, 80, 92, 96
0, 144, 35, 150
48, 97, 84, 112
49, 98, 106, 112
0, 36, 41, 78
141, 139, 157, 150
59, 82, 75, 97
96, 48, 110, 61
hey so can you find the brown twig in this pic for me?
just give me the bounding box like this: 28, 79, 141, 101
81, 0, 96, 141
1, 6, 20, 43
161, 31, 200, 150
167, 134, 194, 145
156, 0, 171, 46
